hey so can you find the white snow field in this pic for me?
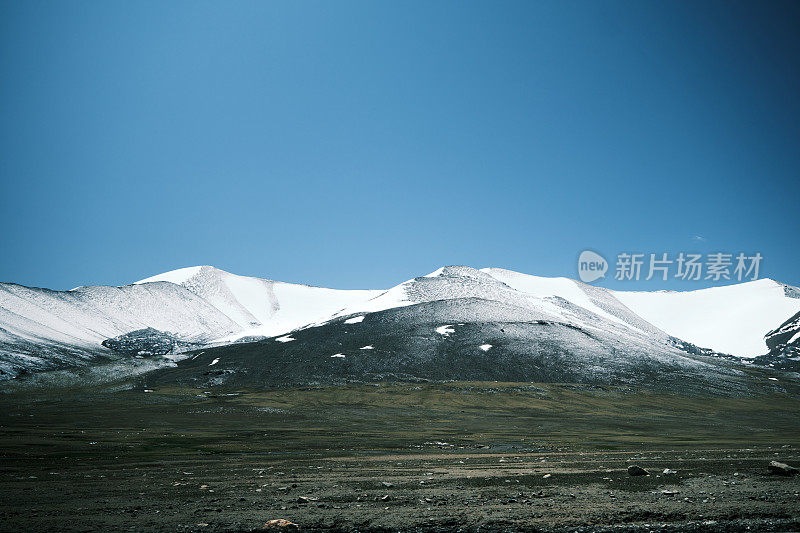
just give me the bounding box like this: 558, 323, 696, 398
612, 279, 800, 358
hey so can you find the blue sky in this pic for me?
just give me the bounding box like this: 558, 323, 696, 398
1, 1, 798, 291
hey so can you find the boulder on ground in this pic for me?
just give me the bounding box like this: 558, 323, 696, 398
627, 465, 650, 476
768, 461, 798, 476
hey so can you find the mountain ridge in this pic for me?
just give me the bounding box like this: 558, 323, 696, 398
1, 264, 799, 382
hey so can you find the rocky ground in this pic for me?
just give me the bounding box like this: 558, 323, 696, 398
0, 382, 798, 532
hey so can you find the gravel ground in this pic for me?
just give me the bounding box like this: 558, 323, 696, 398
1, 383, 798, 532
1, 447, 799, 531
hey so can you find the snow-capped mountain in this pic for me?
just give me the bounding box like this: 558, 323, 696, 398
135, 266, 382, 341
1, 264, 799, 382
153, 266, 735, 392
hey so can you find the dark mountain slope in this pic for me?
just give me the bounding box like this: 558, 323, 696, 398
146, 298, 753, 395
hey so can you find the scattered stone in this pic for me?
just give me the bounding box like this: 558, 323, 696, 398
627, 465, 650, 476
543, 474, 552, 479
381, 494, 391, 501
381, 481, 393, 488
296, 496, 310, 504
662, 490, 678, 496
768, 461, 798, 476
663, 468, 677, 476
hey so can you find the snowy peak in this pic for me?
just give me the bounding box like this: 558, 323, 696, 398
422, 265, 503, 283
327, 266, 667, 346
140, 266, 279, 329
138, 265, 382, 339
135, 265, 209, 285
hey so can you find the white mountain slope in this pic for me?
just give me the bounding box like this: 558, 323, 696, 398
612, 279, 800, 358
0, 281, 239, 348
0, 281, 242, 377
135, 266, 383, 340
327, 266, 670, 345
480, 268, 666, 337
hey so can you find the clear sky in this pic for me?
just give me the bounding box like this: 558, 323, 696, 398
1, 1, 798, 291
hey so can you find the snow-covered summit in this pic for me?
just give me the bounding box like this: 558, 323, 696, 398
137, 265, 382, 340
134, 265, 207, 285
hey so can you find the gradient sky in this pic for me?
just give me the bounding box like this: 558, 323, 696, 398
1, 1, 798, 291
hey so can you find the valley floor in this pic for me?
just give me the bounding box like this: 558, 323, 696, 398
0, 383, 799, 532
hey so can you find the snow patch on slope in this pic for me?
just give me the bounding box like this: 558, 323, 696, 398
436, 325, 455, 336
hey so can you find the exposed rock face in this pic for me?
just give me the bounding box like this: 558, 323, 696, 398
101, 328, 197, 356
765, 311, 800, 351
753, 311, 800, 371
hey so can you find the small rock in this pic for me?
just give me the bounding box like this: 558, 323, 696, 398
296, 496, 310, 504
627, 465, 650, 476
261, 519, 299, 530
768, 461, 798, 476
543, 474, 551, 479
663, 468, 677, 476
381, 481, 394, 488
